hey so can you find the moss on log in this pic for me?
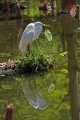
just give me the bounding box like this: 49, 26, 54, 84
0, 55, 54, 76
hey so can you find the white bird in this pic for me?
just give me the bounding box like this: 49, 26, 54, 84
19, 21, 43, 55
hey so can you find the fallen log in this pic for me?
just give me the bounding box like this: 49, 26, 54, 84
0, 56, 54, 76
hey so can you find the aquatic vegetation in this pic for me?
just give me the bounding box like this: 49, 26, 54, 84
44, 29, 52, 42
16, 54, 54, 74
0, 53, 13, 60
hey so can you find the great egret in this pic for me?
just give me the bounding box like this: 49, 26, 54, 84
19, 21, 51, 110
19, 21, 43, 55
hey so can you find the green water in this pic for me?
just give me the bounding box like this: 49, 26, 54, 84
0, 17, 70, 120
0, 0, 80, 119
0, 20, 21, 60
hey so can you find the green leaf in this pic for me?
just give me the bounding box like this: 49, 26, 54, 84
59, 51, 67, 56
60, 69, 68, 74
44, 29, 53, 42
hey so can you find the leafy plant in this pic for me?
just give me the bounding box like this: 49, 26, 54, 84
16, 54, 54, 73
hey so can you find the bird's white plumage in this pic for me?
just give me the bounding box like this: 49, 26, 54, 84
19, 31, 34, 54
19, 23, 35, 54
19, 22, 43, 55
34, 22, 43, 40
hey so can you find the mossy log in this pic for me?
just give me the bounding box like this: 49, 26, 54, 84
0, 55, 54, 76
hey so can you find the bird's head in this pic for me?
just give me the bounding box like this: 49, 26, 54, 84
42, 23, 50, 31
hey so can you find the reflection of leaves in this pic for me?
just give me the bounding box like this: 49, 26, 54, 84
59, 52, 67, 57
1, 85, 12, 90
53, 90, 62, 98
0, 53, 12, 59
60, 69, 68, 74
48, 83, 55, 93
44, 29, 52, 41
54, 51, 67, 67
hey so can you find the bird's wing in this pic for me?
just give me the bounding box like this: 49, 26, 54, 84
25, 23, 35, 33
19, 30, 34, 55
19, 23, 35, 54
34, 22, 43, 40
20, 23, 35, 42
